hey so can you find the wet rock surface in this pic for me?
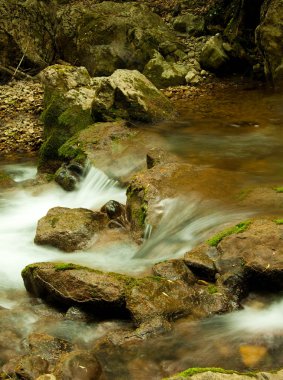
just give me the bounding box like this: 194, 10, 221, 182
34, 207, 108, 252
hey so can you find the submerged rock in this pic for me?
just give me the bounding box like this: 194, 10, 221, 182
34, 207, 108, 252
53, 350, 102, 380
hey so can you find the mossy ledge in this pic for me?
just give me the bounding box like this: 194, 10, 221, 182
207, 220, 251, 247
163, 367, 258, 379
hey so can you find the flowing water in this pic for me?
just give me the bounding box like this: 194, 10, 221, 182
0, 83, 283, 376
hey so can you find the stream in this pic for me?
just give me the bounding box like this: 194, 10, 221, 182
0, 83, 283, 377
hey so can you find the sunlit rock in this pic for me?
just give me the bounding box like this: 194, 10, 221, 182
22, 262, 231, 326
92, 69, 176, 122
185, 218, 283, 300
34, 207, 108, 252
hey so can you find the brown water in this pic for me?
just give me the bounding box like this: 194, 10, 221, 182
0, 83, 283, 378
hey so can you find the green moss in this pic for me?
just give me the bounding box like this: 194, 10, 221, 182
54, 263, 82, 271
207, 284, 218, 294
207, 220, 251, 247
273, 186, 283, 193
21, 264, 39, 277
58, 136, 86, 163
274, 218, 283, 225
164, 367, 258, 379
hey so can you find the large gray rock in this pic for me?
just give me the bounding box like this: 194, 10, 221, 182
256, 0, 283, 88
92, 69, 176, 122
34, 207, 108, 252
55, 1, 183, 76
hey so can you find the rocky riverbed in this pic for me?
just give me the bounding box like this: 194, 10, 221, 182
1, 0, 283, 379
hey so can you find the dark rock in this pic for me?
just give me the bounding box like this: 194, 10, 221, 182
173, 14, 205, 36
152, 259, 196, 284
101, 200, 125, 220
256, 0, 283, 88
184, 244, 217, 281
200, 34, 229, 72
34, 207, 108, 252
55, 166, 78, 191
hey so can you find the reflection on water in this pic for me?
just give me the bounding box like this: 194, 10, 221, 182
153, 88, 283, 183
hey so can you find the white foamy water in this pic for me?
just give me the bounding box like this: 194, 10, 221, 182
135, 197, 250, 260
1, 163, 283, 341
0, 165, 127, 290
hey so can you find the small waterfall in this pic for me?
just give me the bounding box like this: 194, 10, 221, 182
134, 197, 251, 260
0, 165, 126, 290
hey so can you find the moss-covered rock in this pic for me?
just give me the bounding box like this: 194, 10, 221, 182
143, 51, 188, 88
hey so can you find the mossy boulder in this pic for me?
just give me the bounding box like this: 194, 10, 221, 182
34, 207, 108, 252
22, 262, 231, 325
200, 34, 229, 72
38, 64, 95, 171
92, 69, 176, 122
55, 1, 183, 76
143, 51, 188, 88
38, 65, 175, 172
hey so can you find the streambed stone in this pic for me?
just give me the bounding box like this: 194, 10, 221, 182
22, 262, 231, 325
185, 218, 283, 299
34, 207, 108, 252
